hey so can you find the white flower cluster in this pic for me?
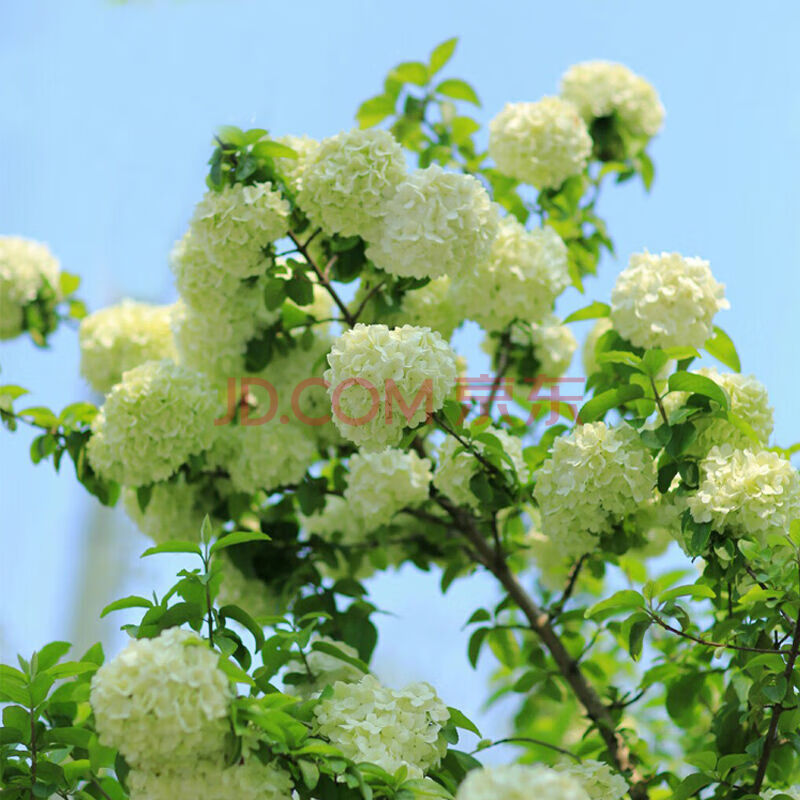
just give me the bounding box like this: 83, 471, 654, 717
397, 277, 461, 340
301, 495, 363, 545
534, 422, 657, 556
529, 315, 578, 377
610, 251, 729, 350
763, 789, 800, 800
285, 636, 365, 699
554, 758, 629, 800
128, 757, 293, 800
216, 554, 283, 620
298, 128, 406, 240
367, 165, 499, 279
455, 764, 590, 800
344, 448, 432, 526
274, 133, 318, 194
79, 300, 178, 394
324, 324, 458, 449
190, 182, 289, 278
123, 475, 208, 544
456, 218, 570, 331
489, 98, 592, 189
561, 60, 665, 138
209, 420, 316, 495
0, 236, 60, 339
688, 445, 800, 539
90, 628, 232, 770
313, 674, 449, 779
663, 367, 774, 454
87, 360, 220, 487
434, 426, 529, 510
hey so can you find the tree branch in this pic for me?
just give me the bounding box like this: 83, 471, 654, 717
434, 494, 649, 799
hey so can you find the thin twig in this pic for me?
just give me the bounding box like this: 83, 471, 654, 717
549, 554, 588, 620
352, 279, 388, 323
471, 736, 581, 763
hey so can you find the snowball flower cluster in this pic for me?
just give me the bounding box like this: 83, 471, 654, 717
554, 758, 629, 800
123, 475, 208, 544
367, 165, 499, 280
90, 628, 232, 770
298, 128, 406, 240
763, 789, 800, 800
344, 448, 432, 526
301, 495, 364, 546
688, 445, 800, 540
610, 251, 729, 350
190, 182, 289, 278
216, 554, 283, 619
663, 367, 774, 454
274, 133, 319, 194
434, 426, 529, 510
0, 236, 60, 339
87, 360, 220, 487
127, 758, 293, 800
534, 422, 657, 555
209, 420, 317, 495
324, 324, 458, 449
455, 764, 590, 800
285, 636, 365, 698
397, 276, 460, 339
313, 674, 449, 779
489, 98, 592, 189
529, 315, 578, 376
457, 218, 570, 331
561, 60, 665, 138
79, 300, 177, 393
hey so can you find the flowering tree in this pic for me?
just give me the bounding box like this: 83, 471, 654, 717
2, 38, 799, 800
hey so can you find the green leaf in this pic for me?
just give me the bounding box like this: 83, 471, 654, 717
210, 530, 271, 555
578, 384, 644, 423
563, 301, 610, 324
59, 271, 81, 296
673, 774, 713, 800
435, 78, 480, 106
446, 706, 481, 737
356, 94, 396, 128
141, 540, 203, 558
285, 275, 314, 306
389, 61, 429, 86
585, 590, 645, 621
596, 350, 643, 369
668, 371, 729, 410
429, 37, 458, 74
704, 325, 741, 372
35, 641, 71, 672
311, 640, 370, 674
219, 605, 266, 650
659, 584, 716, 603
100, 595, 153, 618
252, 139, 298, 159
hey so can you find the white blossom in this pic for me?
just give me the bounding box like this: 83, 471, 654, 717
610, 251, 729, 350
456, 764, 590, 800
90, 628, 232, 770
79, 300, 177, 394
455, 218, 570, 331
554, 758, 628, 800
344, 448, 432, 526
298, 128, 406, 240
534, 422, 657, 556
688, 445, 800, 539
87, 360, 220, 487
367, 165, 499, 280
489, 98, 592, 189
123, 475, 208, 544
561, 60, 665, 138
324, 324, 458, 449
313, 674, 449, 779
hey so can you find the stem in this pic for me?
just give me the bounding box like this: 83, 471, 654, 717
752, 560, 800, 793
471, 737, 581, 763
288, 231, 355, 326
549, 555, 588, 620
29, 706, 36, 800
434, 413, 508, 486
649, 375, 669, 427
90, 778, 115, 800
435, 494, 649, 798
352, 279, 387, 323
483, 331, 512, 417
648, 612, 789, 655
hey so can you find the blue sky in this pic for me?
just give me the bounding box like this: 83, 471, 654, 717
1, 0, 799, 741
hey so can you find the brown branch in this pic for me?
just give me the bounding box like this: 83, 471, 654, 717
352, 279, 387, 323
288, 231, 355, 326
549, 554, 588, 620
752, 560, 800, 793
471, 736, 581, 763
435, 494, 649, 799
483, 331, 512, 417
648, 375, 669, 427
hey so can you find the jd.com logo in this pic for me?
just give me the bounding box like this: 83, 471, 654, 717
213, 375, 586, 427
